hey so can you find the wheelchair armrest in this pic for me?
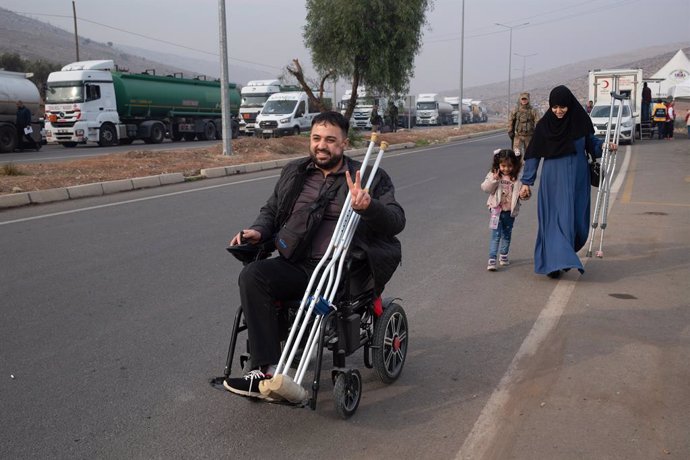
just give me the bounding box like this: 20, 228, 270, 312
226, 242, 273, 265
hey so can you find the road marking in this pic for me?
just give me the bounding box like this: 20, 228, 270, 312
456, 145, 629, 460
0, 175, 279, 227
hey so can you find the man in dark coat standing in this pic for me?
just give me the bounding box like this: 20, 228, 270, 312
16, 100, 40, 151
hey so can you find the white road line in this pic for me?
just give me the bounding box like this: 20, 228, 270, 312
0, 175, 278, 227
456, 146, 629, 460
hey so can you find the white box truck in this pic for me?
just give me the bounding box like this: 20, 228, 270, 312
238, 80, 300, 135
416, 93, 453, 125
254, 91, 319, 138
588, 68, 643, 139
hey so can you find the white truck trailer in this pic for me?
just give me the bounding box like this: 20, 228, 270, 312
0, 70, 42, 153
238, 80, 300, 135
588, 68, 643, 139
416, 93, 453, 126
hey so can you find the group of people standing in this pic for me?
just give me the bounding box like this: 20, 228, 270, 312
484, 85, 616, 278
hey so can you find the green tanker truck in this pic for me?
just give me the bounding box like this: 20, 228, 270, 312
44, 60, 240, 147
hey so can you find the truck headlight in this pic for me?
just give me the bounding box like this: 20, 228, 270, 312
279, 118, 290, 124
75, 129, 84, 136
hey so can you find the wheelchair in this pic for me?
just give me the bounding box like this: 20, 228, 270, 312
213, 242, 408, 419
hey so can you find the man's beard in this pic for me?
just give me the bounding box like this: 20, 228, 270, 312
310, 149, 343, 170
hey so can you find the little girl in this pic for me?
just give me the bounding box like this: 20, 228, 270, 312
480, 148, 523, 271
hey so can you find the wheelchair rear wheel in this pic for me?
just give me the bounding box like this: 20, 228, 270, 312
372, 302, 408, 384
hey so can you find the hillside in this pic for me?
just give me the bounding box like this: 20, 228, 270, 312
0, 7, 275, 83
446, 42, 690, 115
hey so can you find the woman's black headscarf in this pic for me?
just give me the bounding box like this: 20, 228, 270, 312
524, 85, 594, 160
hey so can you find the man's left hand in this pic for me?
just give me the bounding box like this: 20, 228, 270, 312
346, 170, 372, 211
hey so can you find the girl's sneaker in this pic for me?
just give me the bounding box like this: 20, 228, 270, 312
487, 259, 497, 271
499, 254, 510, 266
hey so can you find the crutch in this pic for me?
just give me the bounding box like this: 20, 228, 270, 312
258, 134, 389, 403
586, 92, 625, 258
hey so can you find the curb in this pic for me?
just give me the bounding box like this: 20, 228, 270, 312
0, 131, 498, 210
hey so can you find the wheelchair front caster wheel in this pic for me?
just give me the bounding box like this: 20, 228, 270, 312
333, 370, 362, 419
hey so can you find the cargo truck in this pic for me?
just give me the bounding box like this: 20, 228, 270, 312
416, 93, 453, 126
238, 80, 301, 135
0, 70, 43, 153
444, 96, 471, 124
44, 60, 240, 148
588, 68, 643, 139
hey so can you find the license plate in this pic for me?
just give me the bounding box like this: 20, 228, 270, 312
262, 129, 273, 134
57, 129, 70, 133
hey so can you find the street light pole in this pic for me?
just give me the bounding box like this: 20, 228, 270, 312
514, 52, 537, 92
218, 0, 232, 155
495, 22, 528, 117
458, 0, 465, 128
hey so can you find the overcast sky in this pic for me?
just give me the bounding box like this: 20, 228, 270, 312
5, 0, 690, 94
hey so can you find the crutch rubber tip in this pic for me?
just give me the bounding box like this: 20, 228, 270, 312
596, 251, 604, 258
370, 132, 379, 143
259, 374, 308, 403
380, 141, 389, 150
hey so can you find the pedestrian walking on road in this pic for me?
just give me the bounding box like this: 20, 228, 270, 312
15, 100, 40, 152
481, 148, 523, 272
519, 85, 617, 278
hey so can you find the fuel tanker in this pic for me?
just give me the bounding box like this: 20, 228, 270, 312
44, 60, 240, 147
0, 70, 42, 153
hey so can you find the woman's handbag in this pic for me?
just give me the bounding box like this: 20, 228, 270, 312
585, 138, 600, 187
587, 150, 601, 187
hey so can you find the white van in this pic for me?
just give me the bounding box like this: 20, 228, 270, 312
589, 100, 635, 144
255, 92, 318, 138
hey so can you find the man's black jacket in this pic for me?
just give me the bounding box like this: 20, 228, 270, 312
251, 155, 405, 295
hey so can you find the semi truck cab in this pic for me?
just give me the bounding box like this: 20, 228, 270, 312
44, 60, 120, 147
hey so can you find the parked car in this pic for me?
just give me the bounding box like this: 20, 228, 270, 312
589, 100, 635, 144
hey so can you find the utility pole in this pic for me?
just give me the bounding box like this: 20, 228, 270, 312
495, 22, 529, 117
457, 0, 465, 128
218, 0, 232, 155
72, 1, 80, 61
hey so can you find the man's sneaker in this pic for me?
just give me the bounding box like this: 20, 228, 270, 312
487, 259, 497, 271
499, 255, 510, 266
223, 369, 271, 398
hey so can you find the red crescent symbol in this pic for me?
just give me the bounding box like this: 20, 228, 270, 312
602, 80, 610, 89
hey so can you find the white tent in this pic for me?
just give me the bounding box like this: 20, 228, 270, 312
649, 49, 690, 98
669, 79, 690, 99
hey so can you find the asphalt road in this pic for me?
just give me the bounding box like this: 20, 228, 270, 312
1, 133, 688, 459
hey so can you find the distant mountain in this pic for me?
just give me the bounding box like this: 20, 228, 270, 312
440, 42, 690, 115
0, 7, 276, 85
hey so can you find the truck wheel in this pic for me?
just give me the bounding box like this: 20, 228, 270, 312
198, 121, 216, 141
0, 125, 17, 153
148, 123, 165, 144
98, 124, 117, 147
293, 126, 300, 136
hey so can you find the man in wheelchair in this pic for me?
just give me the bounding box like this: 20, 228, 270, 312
224, 111, 406, 398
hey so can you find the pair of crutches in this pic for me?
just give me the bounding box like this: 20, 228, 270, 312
257, 133, 388, 403
586, 92, 625, 258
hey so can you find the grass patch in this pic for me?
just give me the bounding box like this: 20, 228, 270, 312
414, 139, 431, 147
1, 163, 24, 176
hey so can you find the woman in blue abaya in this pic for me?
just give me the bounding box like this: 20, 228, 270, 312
519, 85, 616, 279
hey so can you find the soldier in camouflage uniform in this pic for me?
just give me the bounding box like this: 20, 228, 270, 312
508, 92, 539, 155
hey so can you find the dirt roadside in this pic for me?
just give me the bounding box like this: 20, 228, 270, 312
0, 124, 503, 195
